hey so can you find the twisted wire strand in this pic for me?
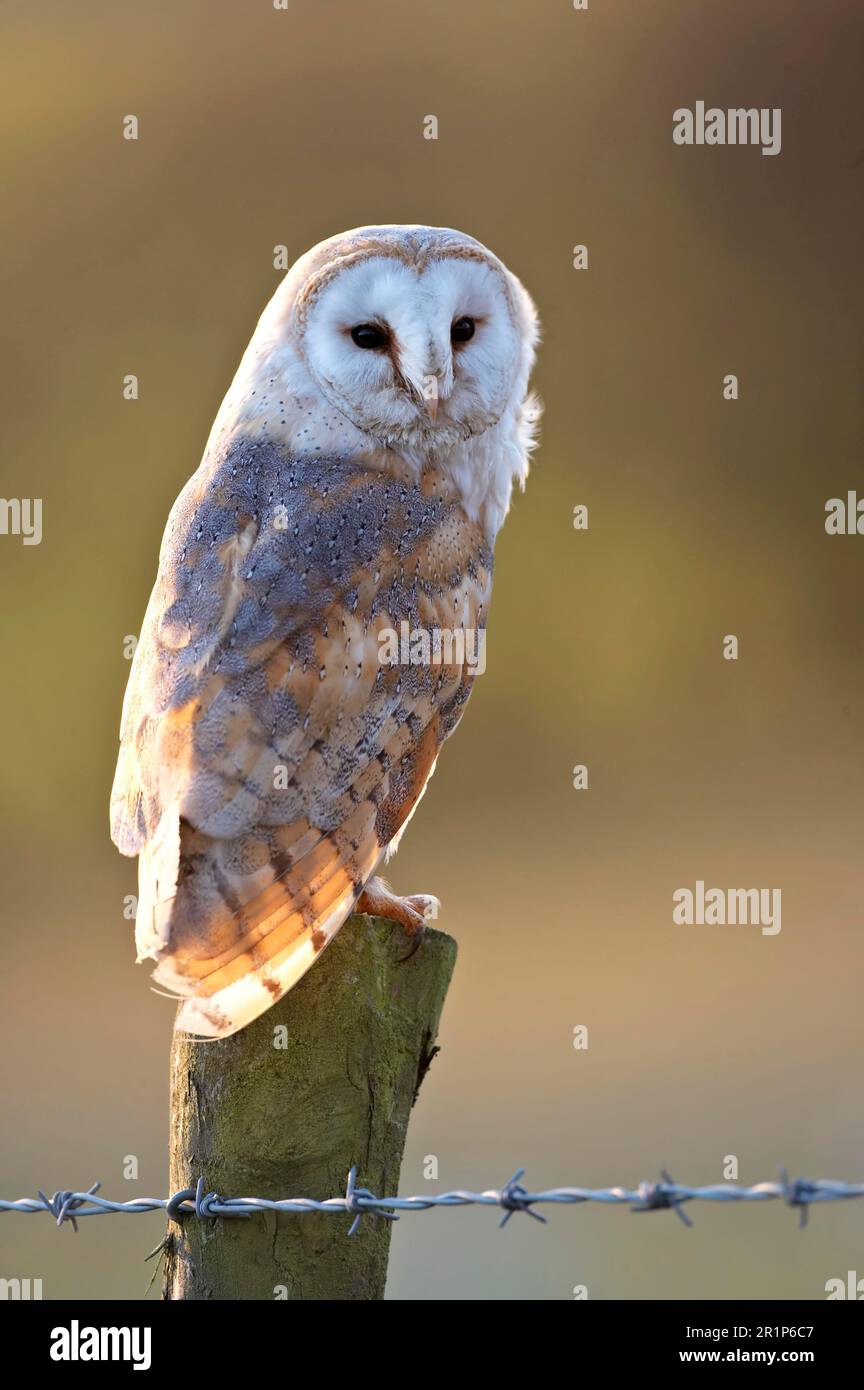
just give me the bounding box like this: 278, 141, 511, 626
2, 1169, 862, 1234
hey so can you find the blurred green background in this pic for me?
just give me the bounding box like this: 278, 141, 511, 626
1, 0, 863, 1300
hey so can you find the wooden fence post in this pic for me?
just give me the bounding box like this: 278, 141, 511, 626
162, 913, 457, 1300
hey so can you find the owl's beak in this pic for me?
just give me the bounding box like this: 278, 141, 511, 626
422, 395, 439, 423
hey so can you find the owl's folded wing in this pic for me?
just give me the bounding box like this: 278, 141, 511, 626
110, 445, 490, 1035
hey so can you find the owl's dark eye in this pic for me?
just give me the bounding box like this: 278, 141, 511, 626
350, 323, 389, 350
451, 316, 475, 344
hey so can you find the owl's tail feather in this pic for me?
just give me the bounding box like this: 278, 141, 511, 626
142, 813, 381, 1038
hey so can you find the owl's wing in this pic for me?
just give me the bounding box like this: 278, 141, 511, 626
111, 442, 491, 1036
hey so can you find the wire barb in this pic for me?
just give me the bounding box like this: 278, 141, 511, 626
780, 1170, 819, 1230
497, 1168, 547, 1227
35, 1182, 101, 1233
343, 1165, 399, 1236
632, 1170, 694, 1227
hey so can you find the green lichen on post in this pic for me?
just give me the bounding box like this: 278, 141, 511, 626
162, 914, 456, 1301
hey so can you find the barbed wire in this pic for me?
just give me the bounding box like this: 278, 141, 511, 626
2, 1168, 863, 1236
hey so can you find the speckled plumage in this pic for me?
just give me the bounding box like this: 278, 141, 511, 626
111, 225, 539, 1036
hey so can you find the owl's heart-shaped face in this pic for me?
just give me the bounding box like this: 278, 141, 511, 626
298, 253, 526, 449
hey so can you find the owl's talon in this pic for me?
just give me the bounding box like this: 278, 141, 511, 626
356, 878, 440, 961
398, 922, 426, 963
404, 893, 441, 923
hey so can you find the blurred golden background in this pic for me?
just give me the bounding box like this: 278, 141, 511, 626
1, 0, 863, 1300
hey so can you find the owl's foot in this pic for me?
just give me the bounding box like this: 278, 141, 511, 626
355, 877, 440, 960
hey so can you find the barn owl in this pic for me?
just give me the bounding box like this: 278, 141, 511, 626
110, 224, 540, 1038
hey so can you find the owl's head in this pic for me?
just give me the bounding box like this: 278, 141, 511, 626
282, 225, 539, 453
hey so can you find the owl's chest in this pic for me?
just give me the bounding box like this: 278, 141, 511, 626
191, 445, 491, 623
